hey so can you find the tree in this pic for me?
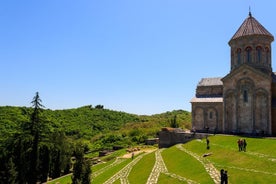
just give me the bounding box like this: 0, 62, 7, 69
72, 144, 91, 184
170, 115, 179, 128
28, 92, 45, 184
38, 145, 50, 183
95, 104, 104, 109
7, 157, 18, 184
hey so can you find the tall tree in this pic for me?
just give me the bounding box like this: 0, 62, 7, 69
72, 144, 91, 184
28, 92, 44, 184
170, 115, 179, 128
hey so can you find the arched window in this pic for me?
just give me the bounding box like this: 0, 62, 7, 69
243, 90, 248, 103
209, 112, 213, 119
256, 46, 262, 63
237, 48, 242, 64
265, 47, 270, 64
245, 47, 252, 63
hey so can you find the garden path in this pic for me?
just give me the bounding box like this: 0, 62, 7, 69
103, 152, 148, 184
92, 157, 125, 178
176, 144, 221, 184
146, 149, 198, 184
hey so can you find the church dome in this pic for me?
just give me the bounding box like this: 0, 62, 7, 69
230, 12, 274, 42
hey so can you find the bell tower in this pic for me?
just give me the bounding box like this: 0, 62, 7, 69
228, 12, 274, 74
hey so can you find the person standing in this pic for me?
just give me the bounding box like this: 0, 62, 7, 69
224, 170, 228, 184
220, 169, 228, 184
243, 139, 247, 152
220, 169, 225, 184
206, 136, 210, 149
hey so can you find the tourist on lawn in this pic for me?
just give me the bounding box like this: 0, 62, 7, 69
220, 169, 224, 184
206, 136, 210, 149
220, 169, 228, 184
224, 170, 228, 184
243, 139, 247, 152
237, 139, 243, 151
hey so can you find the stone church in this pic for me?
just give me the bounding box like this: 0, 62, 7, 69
191, 12, 276, 136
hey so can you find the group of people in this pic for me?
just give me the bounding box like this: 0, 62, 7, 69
220, 169, 228, 184
237, 138, 247, 151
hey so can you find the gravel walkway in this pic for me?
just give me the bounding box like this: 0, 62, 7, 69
176, 144, 221, 184
103, 153, 148, 184
92, 157, 125, 178
146, 149, 168, 184
146, 149, 198, 184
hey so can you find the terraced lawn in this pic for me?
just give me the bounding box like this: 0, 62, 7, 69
162, 145, 213, 184
128, 151, 155, 183
47, 135, 276, 184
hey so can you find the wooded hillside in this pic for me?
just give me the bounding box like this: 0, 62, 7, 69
0, 102, 191, 183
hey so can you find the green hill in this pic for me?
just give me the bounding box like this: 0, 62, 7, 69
0, 105, 191, 150
0, 104, 191, 183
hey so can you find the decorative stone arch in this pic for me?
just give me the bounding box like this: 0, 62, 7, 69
254, 88, 269, 134
236, 78, 255, 133
256, 46, 263, 63
193, 106, 204, 131
205, 106, 219, 132
224, 89, 237, 133
265, 47, 270, 65
245, 46, 253, 63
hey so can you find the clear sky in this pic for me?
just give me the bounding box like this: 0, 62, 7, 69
1, 0, 276, 115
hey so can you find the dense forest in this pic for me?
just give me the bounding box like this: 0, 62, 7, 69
0, 92, 191, 183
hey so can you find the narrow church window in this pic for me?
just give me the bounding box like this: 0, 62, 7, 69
265, 47, 270, 64
245, 47, 252, 63
237, 48, 241, 64
209, 112, 213, 119
243, 90, 248, 103
256, 46, 262, 63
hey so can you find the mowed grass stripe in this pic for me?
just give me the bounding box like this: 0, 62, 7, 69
128, 151, 156, 183
162, 145, 213, 184
92, 158, 132, 184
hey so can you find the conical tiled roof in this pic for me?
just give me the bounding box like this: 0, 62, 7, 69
230, 12, 274, 40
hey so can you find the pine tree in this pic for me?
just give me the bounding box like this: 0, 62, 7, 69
72, 144, 92, 184
28, 92, 45, 184
170, 115, 179, 128
7, 157, 18, 184
82, 159, 92, 184
39, 145, 50, 183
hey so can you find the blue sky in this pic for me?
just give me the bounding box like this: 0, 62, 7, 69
1, 0, 276, 115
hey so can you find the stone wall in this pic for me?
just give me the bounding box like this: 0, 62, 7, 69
158, 128, 206, 148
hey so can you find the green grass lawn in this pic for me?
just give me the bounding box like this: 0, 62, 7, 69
48, 135, 276, 184
128, 151, 156, 183
158, 173, 188, 184
92, 158, 131, 184
47, 174, 72, 184
183, 135, 276, 183
162, 145, 213, 184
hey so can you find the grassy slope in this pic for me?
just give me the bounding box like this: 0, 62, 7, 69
183, 135, 276, 183
162, 145, 213, 183
128, 151, 156, 183
49, 135, 276, 184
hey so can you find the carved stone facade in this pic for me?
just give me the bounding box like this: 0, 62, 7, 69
191, 12, 276, 135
